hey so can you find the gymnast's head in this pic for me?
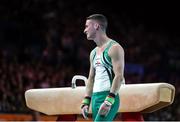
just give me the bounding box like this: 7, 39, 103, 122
84, 14, 108, 40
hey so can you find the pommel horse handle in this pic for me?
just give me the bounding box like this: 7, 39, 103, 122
71, 75, 87, 88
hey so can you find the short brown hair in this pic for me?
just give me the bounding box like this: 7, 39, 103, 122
87, 14, 108, 31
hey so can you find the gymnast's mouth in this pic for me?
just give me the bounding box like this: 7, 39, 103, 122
85, 32, 88, 35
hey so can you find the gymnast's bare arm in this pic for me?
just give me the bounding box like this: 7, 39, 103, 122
108, 43, 125, 95
85, 51, 95, 97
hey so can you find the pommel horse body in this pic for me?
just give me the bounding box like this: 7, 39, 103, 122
25, 75, 175, 121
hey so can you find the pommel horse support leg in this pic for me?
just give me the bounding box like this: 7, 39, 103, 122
25, 75, 175, 121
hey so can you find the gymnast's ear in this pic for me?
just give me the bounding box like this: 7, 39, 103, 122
94, 23, 100, 30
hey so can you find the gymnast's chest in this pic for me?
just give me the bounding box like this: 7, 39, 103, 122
93, 54, 104, 68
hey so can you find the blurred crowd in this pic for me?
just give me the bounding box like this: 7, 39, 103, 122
0, 0, 179, 121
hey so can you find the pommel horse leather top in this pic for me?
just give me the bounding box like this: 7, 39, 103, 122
25, 82, 175, 115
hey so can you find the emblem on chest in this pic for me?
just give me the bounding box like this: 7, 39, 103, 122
95, 57, 101, 66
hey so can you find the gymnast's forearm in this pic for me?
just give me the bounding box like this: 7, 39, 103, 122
85, 79, 94, 97
110, 75, 123, 95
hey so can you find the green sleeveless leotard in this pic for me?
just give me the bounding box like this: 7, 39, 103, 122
90, 40, 124, 121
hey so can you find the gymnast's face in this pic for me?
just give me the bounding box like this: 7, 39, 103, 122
84, 19, 98, 40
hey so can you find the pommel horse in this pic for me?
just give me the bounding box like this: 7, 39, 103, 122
25, 75, 175, 121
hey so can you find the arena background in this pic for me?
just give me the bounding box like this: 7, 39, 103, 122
0, 0, 179, 121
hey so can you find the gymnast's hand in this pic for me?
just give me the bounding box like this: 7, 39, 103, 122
98, 93, 115, 117
81, 96, 91, 119
81, 104, 89, 119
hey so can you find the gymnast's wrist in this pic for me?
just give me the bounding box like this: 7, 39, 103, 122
81, 96, 91, 108
105, 93, 115, 105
